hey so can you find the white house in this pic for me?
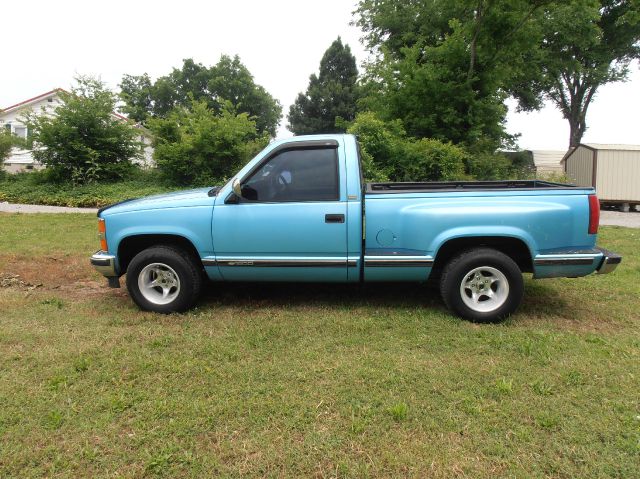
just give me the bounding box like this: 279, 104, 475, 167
1, 89, 154, 173
529, 150, 566, 174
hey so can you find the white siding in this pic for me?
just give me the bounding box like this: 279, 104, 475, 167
565, 146, 594, 187
595, 149, 640, 202
531, 150, 566, 173
0, 94, 62, 170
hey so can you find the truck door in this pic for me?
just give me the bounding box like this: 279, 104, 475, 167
212, 142, 350, 282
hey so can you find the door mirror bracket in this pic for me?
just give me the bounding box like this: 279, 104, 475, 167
232, 178, 242, 197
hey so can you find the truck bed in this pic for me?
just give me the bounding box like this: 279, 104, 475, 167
366, 180, 588, 194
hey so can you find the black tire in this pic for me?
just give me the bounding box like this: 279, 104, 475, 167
439, 248, 524, 323
126, 245, 203, 313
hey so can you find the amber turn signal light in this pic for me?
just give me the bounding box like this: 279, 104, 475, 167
98, 218, 108, 251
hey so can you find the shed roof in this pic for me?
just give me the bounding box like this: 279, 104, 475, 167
583, 143, 640, 151
562, 143, 640, 164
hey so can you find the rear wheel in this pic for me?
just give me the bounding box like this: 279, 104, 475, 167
126, 245, 203, 313
440, 248, 523, 322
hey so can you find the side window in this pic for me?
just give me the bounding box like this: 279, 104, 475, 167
241, 147, 339, 202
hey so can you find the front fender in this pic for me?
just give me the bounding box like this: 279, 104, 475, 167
104, 206, 215, 269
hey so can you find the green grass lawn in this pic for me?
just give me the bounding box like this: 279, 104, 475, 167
0, 214, 638, 478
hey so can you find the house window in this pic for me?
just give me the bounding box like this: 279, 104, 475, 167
47, 98, 53, 102
4, 124, 11, 134
13, 126, 27, 139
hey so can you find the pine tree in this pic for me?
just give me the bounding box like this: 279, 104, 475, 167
288, 38, 359, 135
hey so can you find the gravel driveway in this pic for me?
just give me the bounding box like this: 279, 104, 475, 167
1, 202, 639, 228
599, 210, 640, 228
0, 202, 97, 214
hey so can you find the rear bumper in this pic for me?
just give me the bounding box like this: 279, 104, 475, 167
90, 250, 117, 277
595, 247, 622, 275
533, 246, 621, 278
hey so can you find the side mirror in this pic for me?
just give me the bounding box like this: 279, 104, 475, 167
232, 178, 242, 197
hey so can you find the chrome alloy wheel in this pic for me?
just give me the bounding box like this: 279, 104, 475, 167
459, 266, 509, 313
137, 263, 181, 305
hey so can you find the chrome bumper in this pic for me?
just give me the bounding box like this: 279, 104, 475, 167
596, 248, 622, 275
90, 251, 117, 277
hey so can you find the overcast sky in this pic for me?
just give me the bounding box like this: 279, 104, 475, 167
2, 0, 638, 151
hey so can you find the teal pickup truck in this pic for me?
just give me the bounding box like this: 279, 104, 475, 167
91, 134, 621, 322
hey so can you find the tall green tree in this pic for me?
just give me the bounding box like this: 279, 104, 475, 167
119, 56, 282, 136
119, 73, 153, 123
355, 0, 553, 151
536, 0, 640, 147
288, 37, 360, 134
27, 77, 141, 184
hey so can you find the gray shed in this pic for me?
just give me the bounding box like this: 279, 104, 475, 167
563, 143, 640, 210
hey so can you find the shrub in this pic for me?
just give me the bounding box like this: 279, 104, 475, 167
398, 138, 467, 182
465, 152, 514, 180
346, 111, 404, 181
150, 100, 268, 186
348, 112, 467, 182
25, 76, 142, 184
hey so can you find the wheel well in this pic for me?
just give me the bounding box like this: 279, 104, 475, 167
117, 234, 201, 274
432, 237, 533, 275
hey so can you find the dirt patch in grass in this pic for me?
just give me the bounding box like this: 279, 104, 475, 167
0, 254, 124, 300
0, 253, 92, 286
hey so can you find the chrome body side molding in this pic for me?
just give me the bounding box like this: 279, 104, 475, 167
202, 257, 358, 267
533, 257, 596, 266
364, 256, 434, 267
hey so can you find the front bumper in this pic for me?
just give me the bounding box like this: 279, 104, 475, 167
596, 247, 622, 274
90, 250, 117, 277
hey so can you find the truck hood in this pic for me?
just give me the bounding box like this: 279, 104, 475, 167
98, 187, 218, 216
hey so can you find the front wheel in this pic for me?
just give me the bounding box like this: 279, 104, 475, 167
439, 248, 524, 323
126, 245, 203, 313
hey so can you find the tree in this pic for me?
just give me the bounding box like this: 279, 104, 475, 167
0, 129, 13, 167
208, 56, 282, 137
119, 73, 153, 123
288, 37, 360, 134
537, 0, 640, 147
149, 99, 268, 186
26, 77, 142, 184
355, 0, 553, 151
119, 56, 282, 136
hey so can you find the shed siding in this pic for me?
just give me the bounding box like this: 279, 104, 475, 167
565, 146, 593, 187
595, 149, 640, 201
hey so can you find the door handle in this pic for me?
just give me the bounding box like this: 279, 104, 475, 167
325, 214, 345, 223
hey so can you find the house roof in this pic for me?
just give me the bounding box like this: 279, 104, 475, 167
2, 89, 64, 113
1, 88, 128, 121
